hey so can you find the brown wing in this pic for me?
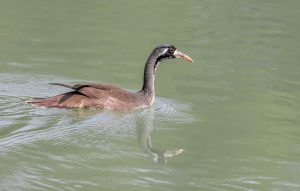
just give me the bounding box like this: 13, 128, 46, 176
49, 83, 124, 99
26, 91, 102, 108
27, 82, 139, 110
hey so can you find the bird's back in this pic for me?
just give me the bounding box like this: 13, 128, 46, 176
26, 83, 145, 111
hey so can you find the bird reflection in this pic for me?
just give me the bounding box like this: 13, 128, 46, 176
136, 108, 183, 163
62, 105, 184, 163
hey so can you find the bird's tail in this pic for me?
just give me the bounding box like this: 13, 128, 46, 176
26, 97, 59, 108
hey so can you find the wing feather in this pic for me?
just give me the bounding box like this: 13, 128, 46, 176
49, 82, 123, 99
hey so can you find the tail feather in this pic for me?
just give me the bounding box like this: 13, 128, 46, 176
26, 97, 60, 108
26, 92, 94, 108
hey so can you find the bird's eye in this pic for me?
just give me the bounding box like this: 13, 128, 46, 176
168, 47, 175, 54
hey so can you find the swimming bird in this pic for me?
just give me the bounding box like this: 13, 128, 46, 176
26, 44, 193, 111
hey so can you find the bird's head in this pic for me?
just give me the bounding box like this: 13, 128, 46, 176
152, 44, 193, 64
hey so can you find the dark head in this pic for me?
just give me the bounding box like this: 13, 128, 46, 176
142, 44, 193, 92
151, 44, 193, 65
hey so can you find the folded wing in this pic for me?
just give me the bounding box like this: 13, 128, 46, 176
27, 83, 124, 108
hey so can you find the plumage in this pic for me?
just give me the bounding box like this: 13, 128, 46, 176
26, 44, 193, 111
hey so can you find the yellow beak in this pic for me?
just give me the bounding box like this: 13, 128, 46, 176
173, 49, 193, 62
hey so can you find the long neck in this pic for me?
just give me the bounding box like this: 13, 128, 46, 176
140, 52, 160, 99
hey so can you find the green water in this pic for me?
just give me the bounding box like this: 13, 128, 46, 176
1, 0, 300, 190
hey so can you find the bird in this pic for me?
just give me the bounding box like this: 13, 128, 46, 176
26, 44, 193, 111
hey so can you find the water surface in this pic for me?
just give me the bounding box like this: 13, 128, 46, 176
1, 0, 300, 190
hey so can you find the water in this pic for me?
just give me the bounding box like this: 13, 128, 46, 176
1, 0, 300, 190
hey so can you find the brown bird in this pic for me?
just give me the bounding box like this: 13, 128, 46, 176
26, 44, 193, 111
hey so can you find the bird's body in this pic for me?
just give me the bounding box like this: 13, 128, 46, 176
29, 83, 152, 111
26, 44, 193, 111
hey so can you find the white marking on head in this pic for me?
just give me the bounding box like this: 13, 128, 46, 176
161, 48, 168, 55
